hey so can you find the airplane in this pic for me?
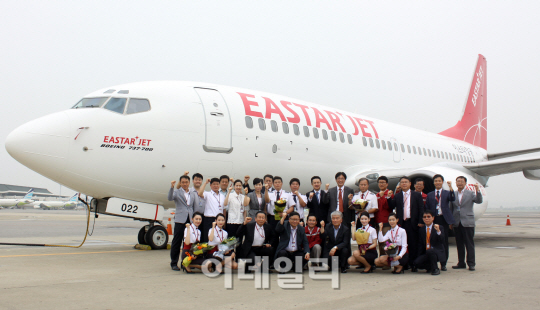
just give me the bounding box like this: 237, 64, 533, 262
5, 54, 540, 249
34, 193, 79, 210
0, 188, 35, 208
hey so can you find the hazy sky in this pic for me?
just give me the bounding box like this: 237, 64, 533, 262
1, 1, 539, 207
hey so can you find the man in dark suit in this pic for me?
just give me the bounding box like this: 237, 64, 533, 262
394, 176, 424, 271
307, 176, 329, 227
323, 172, 355, 228
275, 211, 310, 273
449, 176, 483, 271
236, 211, 275, 273
425, 174, 455, 270
414, 210, 446, 275
321, 211, 351, 273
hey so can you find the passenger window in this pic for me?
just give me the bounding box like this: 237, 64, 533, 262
313, 128, 319, 139
271, 120, 278, 132
293, 124, 300, 135
303, 126, 310, 137
126, 98, 151, 114
245, 116, 253, 129
369, 138, 374, 148
362, 137, 367, 146
407, 145, 411, 153
322, 129, 328, 140
388, 141, 393, 151
453, 154, 457, 161
375, 139, 380, 149
436, 150, 440, 158
394, 143, 398, 151
428, 149, 432, 157
73, 97, 109, 109
258, 118, 266, 130
400, 144, 405, 153
423, 148, 427, 156
347, 134, 353, 144
331, 131, 337, 141
412, 146, 417, 154
339, 133, 345, 143
282, 122, 289, 134
381, 140, 386, 150
104, 98, 127, 114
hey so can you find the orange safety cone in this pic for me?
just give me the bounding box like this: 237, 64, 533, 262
506, 215, 511, 226
166, 218, 173, 235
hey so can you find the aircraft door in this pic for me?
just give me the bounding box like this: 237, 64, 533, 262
195, 88, 233, 153
390, 137, 401, 163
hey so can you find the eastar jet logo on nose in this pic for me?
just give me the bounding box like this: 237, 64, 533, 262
471, 66, 483, 107
101, 136, 154, 152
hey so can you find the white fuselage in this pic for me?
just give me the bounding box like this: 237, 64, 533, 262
5, 81, 489, 218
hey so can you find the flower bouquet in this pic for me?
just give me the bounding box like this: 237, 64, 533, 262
349, 198, 368, 212
182, 251, 196, 267
273, 199, 287, 220
355, 228, 371, 254
384, 241, 399, 256
191, 242, 214, 256
213, 237, 240, 262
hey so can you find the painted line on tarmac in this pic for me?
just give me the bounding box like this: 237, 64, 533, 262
0, 250, 140, 258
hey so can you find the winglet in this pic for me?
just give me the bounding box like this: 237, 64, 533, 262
439, 54, 487, 149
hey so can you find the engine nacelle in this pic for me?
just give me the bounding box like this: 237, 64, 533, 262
523, 169, 540, 180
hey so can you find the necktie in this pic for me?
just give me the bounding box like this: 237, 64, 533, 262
338, 188, 343, 212
276, 191, 281, 201
426, 227, 431, 249
361, 193, 365, 199
315, 191, 319, 203
293, 195, 297, 203
403, 192, 409, 221
436, 190, 440, 200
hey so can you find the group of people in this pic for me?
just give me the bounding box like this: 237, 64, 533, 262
167, 170, 482, 275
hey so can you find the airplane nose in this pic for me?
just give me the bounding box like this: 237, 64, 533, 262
5, 112, 70, 181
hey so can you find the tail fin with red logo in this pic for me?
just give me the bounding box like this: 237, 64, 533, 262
439, 54, 487, 150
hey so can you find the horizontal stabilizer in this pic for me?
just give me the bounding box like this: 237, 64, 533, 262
464, 156, 540, 177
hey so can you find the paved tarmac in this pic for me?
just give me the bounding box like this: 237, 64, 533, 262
1, 209, 539, 309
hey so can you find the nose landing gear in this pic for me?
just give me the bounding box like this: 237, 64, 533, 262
138, 223, 169, 249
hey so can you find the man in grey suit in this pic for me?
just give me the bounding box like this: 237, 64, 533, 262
168, 175, 197, 271
323, 172, 355, 228
449, 176, 482, 271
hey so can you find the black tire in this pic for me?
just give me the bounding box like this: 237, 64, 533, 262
138, 226, 148, 245
145, 225, 169, 250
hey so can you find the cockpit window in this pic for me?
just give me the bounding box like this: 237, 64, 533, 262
126, 98, 151, 114
72, 97, 109, 109
104, 98, 127, 114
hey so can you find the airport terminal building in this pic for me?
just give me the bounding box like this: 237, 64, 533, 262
0, 184, 69, 200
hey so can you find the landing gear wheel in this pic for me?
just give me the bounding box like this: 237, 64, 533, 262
138, 226, 149, 245
145, 225, 169, 249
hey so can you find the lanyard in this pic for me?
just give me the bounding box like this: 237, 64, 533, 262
255, 225, 265, 238
435, 190, 442, 207
215, 227, 224, 242
213, 191, 221, 208
458, 190, 465, 205
362, 224, 370, 232
291, 228, 297, 247
390, 227, 399, 243
190, 224, 200, 242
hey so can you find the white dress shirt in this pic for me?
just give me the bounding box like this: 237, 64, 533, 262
267, 189, 294, 215
352, 191, 378, 218
201, 190, 225, 217
290, 192, 307, 218
253, 223, 266, 246
285, 226, 299, 251
435, 189, 442, 215
308, 190, 322, 204
403, 189, 411, 220
378, 226, 408, 258
183, 224, 201, 245
208, 227, 228, 246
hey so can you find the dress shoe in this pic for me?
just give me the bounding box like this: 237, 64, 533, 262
341, 268, 348, 273
469, 266, 475, 271
452, 264, 467, 269
411, 267, 418, 272
441, 266, 447, 271
431, 268, 441, 275
171, 265, 180, 271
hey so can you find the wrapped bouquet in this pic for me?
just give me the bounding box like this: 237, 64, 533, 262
349, 198, 368, 212
355, 228, 371, 254
191, 242, 214, 256
213, 237, 240, 262
384, 241, 400, 267
273, 199, 287, 220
